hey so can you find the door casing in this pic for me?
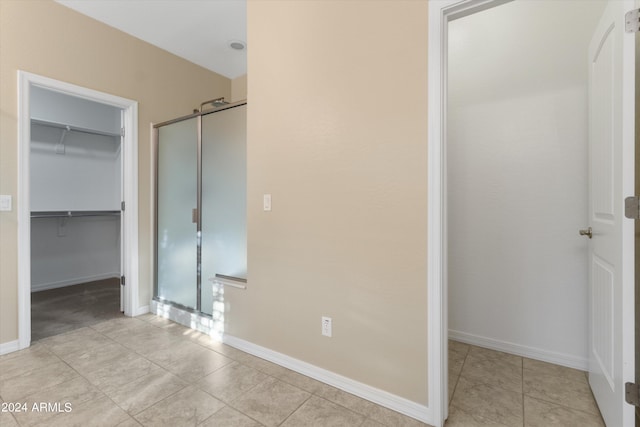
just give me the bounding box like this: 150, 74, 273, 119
428, 1, 635, 426
16, 71, 140, 350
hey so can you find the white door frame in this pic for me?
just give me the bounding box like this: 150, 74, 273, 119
427, 2, 511, 424
427, 1, 635, 426
17, 71, 139, 350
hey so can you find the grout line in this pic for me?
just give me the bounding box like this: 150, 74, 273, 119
275, 393, 312, 426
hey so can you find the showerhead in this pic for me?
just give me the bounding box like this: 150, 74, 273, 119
200, 97, 229, 112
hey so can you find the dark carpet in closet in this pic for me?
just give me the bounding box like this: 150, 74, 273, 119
31, 278, 122, 341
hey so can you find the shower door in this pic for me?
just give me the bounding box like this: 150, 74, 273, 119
155, 103, 246, 318
201, 105, 247, 316
156, 117, 198, 309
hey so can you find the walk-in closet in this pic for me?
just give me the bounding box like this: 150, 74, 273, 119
29, 86, 124, 340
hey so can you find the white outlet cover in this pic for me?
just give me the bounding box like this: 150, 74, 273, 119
0, 195, 12, 212
321, 316, 332, 337
263, 194, 272, 211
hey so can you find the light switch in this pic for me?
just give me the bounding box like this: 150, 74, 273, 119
263, 194, 272, 211
0, 195, 12, 212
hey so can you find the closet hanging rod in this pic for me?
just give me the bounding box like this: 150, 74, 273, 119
31, 118, 121, 138
30, 210, 121, 219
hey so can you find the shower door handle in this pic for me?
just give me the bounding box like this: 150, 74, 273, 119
192, 208, 198, 224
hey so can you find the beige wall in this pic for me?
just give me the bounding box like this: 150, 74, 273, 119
0, 0, 231, 344
1, 0, 430, 407
231, 74, 247, 102
241, 0, 428, 404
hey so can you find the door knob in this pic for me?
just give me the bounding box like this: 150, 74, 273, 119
579, 227, 593, 239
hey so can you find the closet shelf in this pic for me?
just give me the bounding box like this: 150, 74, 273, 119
31, 118, 121, 138
31, 210, 121, 219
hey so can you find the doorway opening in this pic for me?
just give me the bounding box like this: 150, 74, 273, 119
428, 1, 636, 426
17, 72, 139, 349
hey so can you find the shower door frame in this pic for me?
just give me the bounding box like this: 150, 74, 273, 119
152, 100, 247, 317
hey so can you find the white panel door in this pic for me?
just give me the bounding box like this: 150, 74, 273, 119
587, 1, 635, 426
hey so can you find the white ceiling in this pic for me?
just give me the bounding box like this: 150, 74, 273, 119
56, 0, 247, 79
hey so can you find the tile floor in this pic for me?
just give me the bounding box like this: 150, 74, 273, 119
31, 278, 121, 341
446, 340, 606, 426
0, 314, 607, 427
0, 314, 429, 427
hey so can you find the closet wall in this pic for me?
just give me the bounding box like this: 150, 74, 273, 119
447, 1, 605, 368
30, 86, 122, 291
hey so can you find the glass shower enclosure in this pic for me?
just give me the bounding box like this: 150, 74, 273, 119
154, 101, 246, 327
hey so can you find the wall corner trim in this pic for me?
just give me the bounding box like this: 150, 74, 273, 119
133, 305, 150, 317
223, 334, 432, 424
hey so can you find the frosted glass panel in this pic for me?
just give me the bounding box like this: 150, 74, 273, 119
156, 118, 198, 309
201, 105, 247, 316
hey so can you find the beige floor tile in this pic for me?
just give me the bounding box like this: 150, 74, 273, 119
0, 344, 60, 382
276, 368, 326, 394
194, 338, 249, 361
314, 383, 376, 417
231, 377, 310, 426
461, 350, 523, 393
91, 317, 155, 337
0, 360, 79, 401
0, 411, 19, 427
468, 346, 523, 369
235, 352, 289, 377
12, 377, 104, 427
45, 395, 130, 427
449, 340, 470, 376
524, 396, 604, 427
449, 340, 471, 356
446, 404, 513, 427
116, 417, 143, 426
450, 377, 523, 427
197, 362, 269, 403
143, 338, 205, 366
146, 340, 232, 382
368, 405, 431, 427
136, 313, 174, 327
134, 385, 225, 426
39, 327, 113, 357
104, 369, 187, 415
109, 327, 186, 356
448, 370, 459, 402
0, 397, 19, 427
61, 341, 134, 375
167, 325, 214, 344
523, 368, 599, 415
280, 395, 365, 426
84, 353, 162, 393
523, 359, 587, 383
361, 419, 387, 427
167, 347, 233, 383
199, 406, 262, 427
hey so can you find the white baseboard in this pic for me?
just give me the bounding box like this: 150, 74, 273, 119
149, 300, 431, 424
133, 305, 150, 317
0, 340, 20, 356
223, 334, 431, 424
31, 272, 120, 292
449, 329, 588, 371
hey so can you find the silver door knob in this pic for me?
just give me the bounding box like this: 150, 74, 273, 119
579, 227, 593, 239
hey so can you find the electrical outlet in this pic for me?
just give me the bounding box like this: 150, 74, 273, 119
321, 316, 332, 337
0, 195, 12, 212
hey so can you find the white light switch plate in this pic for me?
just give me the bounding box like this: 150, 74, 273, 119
263, 194, 272, 211
0, 195, 12, 212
